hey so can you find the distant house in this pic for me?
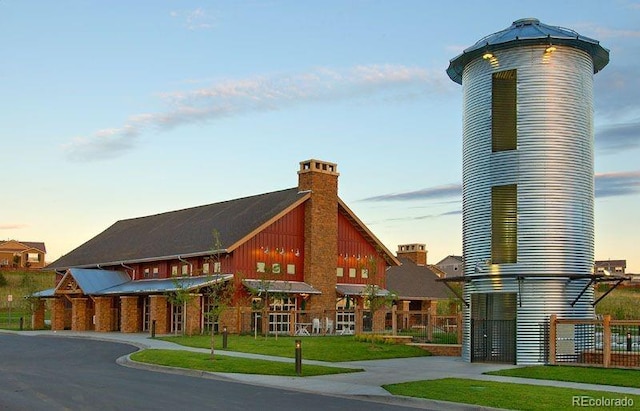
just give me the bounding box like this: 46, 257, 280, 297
386, 244, 451, 313
33, 159, 400, 335
594, 260, 626, 275
435, 255, 464, 278
0, 240, 47, 269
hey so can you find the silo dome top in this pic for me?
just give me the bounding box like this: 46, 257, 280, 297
446, 18, 610, 84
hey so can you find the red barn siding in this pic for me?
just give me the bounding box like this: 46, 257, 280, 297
232, 204, 306, 282
337, 212, 387, 286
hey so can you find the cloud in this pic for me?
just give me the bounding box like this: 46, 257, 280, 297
360, 183, 462, 202
0, 224, 28, 230
63, 65, 448, 161
573, 23, 640, 39
595, 170, 640, 198
595, 65, 640, 120
170, 8, 215, 30
596, 121, 640, 153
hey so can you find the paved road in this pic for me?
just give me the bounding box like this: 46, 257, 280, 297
0, 334, 439, 411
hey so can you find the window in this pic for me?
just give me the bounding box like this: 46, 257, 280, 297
361, 268, 369, 279
349, 268, 356, 278
492, 184, 517, 264
181, 264, 189, 275
143, 268, 150, 279
287, 264, 295, 275
256, 262, 266, 273
27, 253, 40, 263
171, 265, 178, 276
492, 69, 517, 152
202, 262, 210, 274
152, 267, 159, 278
213, 262, 221, 273
272, 263, 281, 274
336, 267, 344, 277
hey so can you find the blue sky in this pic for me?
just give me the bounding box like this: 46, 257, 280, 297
2, 1, 639, 272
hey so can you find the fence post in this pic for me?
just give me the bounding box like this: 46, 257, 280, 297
392, 305, 397, 336
427, 311, 433, 342
457, 312, 463, 345
549, 314, 557, 365
603, 315, 611, 368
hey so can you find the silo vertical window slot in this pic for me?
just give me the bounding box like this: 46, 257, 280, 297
492, 184, 517, 264
492, 69, 517, 152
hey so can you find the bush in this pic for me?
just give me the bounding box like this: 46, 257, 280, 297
0, 272, 7, 287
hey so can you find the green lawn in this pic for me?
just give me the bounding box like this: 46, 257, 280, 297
158, 334, 430, 362
383, 378, 640, 411
486, 365, 640, 388
130, 349, 362, 377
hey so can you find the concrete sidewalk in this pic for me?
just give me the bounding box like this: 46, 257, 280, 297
10, 330, 640, 407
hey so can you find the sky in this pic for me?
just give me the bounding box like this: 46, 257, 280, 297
2, 1, 639, 272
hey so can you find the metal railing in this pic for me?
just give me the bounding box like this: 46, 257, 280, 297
550, 315, 640, 369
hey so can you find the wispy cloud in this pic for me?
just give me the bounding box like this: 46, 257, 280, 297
360, 183, 462, 202
63, 65, 448, 161
0, 224, 28, 230
596, 121, 640, 153
595, 170, 640, 198
362, 171, 640, 205
573, 23, 640, 39
170, 8, 215, 30
595, 66, 640, 121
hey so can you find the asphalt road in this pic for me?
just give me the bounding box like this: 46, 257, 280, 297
0, 334, 431, 411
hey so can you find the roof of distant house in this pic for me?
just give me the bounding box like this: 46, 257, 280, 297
0, 240, 46, 253
386, 257, 451, 300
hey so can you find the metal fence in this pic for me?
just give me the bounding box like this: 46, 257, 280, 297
236, 307, 461, 344
389, 310, 460, 344
550, 315, 640, 369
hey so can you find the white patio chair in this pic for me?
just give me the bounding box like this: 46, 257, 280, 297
312, 318, 321, 334
325, 317, 334, 334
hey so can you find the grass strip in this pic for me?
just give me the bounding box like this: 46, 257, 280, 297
486, 365, 640, 388
158, 334, 430, 362
130, 349, 363, 377
383, 378, 640, 411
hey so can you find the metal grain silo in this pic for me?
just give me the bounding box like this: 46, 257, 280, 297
446, 18, 609, 364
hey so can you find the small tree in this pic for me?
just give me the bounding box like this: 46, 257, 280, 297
203, 278, 235, 359
360, 256, 397, 337
20, 272, 44, 329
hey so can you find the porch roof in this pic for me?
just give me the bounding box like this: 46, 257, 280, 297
336, 283, 391, 297
99, 274, 233, 295
242, 279, 321, 295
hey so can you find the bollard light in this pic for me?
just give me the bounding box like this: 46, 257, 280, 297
151, 320, 156, 338
223, 326, 228, 349
295, 339, 302, 376
627, 332, 632, 352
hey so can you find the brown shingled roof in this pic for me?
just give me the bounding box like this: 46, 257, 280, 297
47, 188, 307, 270
386, 257, 451, 300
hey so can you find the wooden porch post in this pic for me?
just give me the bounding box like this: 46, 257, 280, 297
603, 315, 611, 368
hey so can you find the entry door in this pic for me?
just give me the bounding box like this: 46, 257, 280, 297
471, 293, 516, 363
171, 303, 184, 334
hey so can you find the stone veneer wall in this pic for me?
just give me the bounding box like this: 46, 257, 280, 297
298, 160, 339, 314
51, 298, 66, 330
185, 294, 202, 336
71, 297, 93, 331
120, 296, 140, 333
94, 296, 115, 332
150, 295, 169, 334
31, 300, 46, 330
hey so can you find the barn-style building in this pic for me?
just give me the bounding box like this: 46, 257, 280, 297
33, 159, 399, 335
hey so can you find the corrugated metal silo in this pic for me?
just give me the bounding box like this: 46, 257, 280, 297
447, 18, 609, 364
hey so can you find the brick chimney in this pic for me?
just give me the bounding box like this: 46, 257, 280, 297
397, 243, 428, 266
298, 159, 339, 312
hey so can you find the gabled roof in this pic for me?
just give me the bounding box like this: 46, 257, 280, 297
0, 240, 46, 253
336, 283, 391, 297
338, 199, 400, 266
243, 279, 321, 295
100, 274, 233, 295
55, 268, 131, 295
386, 257, 451, 300
47, 188, 309, 270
